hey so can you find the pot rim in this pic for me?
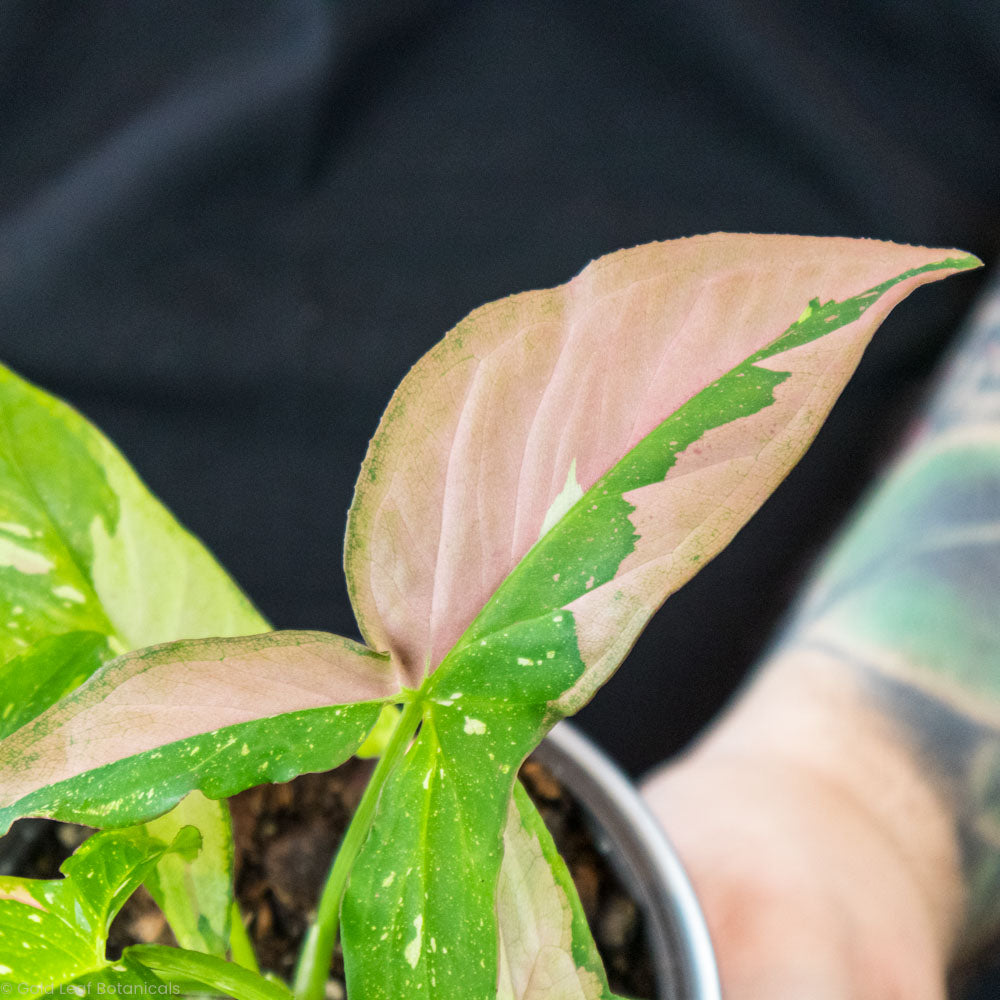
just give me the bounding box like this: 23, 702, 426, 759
536, 721, 720, 1000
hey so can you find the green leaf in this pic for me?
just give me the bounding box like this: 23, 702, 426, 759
144, 791, 233, 957
497, 783, 625, 1000
0, 363, 265, 660
0, 631, 111, 740
0, 825, 196, 995
342, 613, 584, 999
66, 955, 169, 997
0, 361, 272, 953
126, 944, 292, 1000
0, 631, 402, 832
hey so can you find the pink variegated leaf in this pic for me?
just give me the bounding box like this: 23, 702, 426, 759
496, 783, 625, 1000
346, 235, 979, 703
0, 631, 403, 832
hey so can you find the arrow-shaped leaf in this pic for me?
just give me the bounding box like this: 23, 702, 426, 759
0, 630, 402, 832
346, 235, 979, 705
340, 235, 979, 997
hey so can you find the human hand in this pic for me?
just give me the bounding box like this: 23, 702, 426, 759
642, 653, 963, 1000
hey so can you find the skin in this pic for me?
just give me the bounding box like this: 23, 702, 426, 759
644, 279, 1000, 998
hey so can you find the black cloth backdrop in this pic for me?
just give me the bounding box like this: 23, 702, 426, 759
1, 1, 998, 775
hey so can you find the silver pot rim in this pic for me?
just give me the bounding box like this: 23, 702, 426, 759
536, 721, 720, 1000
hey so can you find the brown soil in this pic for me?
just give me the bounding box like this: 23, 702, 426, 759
20, 755, 655, 998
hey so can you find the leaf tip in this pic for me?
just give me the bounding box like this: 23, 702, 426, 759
952, 251, 985, 271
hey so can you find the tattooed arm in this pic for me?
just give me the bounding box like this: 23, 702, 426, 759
782, 280, 1000, 953
645, 279, 1000, 999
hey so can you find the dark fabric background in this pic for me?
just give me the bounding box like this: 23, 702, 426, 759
1, 1, 998, 777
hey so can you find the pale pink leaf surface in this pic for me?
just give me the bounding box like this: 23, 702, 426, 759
496, 783, 620, 1000
346, 234, 976, 689
0, 630, 402, 813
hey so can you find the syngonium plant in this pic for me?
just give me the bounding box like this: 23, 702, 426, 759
0, 235, 980, 999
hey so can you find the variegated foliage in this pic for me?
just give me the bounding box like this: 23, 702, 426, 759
0, 235, 978, 999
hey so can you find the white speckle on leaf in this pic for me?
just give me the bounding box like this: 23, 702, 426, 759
516, 657, 533, 666
52, 584, 86, 604
0, 539, 53, 575
584, 575, 595, 589
404, 915, 423, 968
546, 650, 555, 659
539, 458, 584, 539
241, 743, 250, 756
463, 717, 487, 735
382, 872, 396, 888
0, 965, 10, 974
0, 523, 31, 538
552, 614, 563, 623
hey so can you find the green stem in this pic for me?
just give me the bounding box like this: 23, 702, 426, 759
229, 901, 260, 973
293, 696, 424, 1000
126, 944, 290, 1000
